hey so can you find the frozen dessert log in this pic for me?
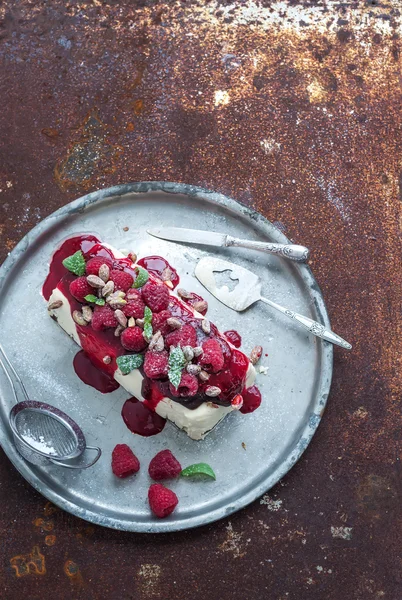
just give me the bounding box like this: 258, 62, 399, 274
44, 235, 256, 440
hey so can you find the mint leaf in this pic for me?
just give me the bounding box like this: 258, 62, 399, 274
132, 266, 149, 289
168, 346, 186, 389
84, 295, 105, 306
62, 250, 86, 276
181, 463, 216, 480
116, 354, 144, 375
143, 306, 153, 341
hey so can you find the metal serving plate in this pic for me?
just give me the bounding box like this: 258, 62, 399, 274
0, 182, 332, 532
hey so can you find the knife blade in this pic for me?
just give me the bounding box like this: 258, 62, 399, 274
147, 227, 309, 262
147, 227, 228, 247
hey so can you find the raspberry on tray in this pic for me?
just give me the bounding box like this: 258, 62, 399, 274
112, 444, 140, 478
148, 450, 182, 481
148, 483, 178, 518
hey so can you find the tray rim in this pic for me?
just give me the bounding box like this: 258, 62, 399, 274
0, 181, 333, 532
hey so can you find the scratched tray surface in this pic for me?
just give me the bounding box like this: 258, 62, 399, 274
0, 183, 332, 532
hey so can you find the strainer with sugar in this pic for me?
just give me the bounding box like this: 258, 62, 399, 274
1, 343, 101, 469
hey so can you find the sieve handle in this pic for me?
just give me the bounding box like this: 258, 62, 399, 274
0, 342, 30, 404
49, 445, 102, 469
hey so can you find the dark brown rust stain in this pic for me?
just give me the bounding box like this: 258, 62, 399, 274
64, 559, 85, 588
43, 501, 59, 516
356, 474, 399, 519
0, 1, 401, 599
41, 128, 60, 139
54, 109, 122, 191
10, 546, 46, 578
44, 535, 56, 547
33, 518, 54, 533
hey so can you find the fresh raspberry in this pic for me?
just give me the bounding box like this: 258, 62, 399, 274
111, 444, 140, 478
143, 350, 169, 379
199, 338, 225, 373
69, 276, 93, 303
141, 281, 170, 312
85, 256, 113, 276
169, 373, 199, 397
91, 305, 118, 331
122, 297, 146, 319
165, 324, 197, 349
152, 310, 172, 336
121, 327, 147, 351
109, 269, 134, 292
148, 450, 182, 481
148, 483, 178, 518
126, 288, 142, 300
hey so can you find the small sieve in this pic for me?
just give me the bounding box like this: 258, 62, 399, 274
1, 343, 101, 469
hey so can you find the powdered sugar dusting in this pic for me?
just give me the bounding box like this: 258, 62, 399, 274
21, 432, 57, 455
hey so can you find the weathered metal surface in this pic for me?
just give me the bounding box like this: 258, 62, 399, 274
0, 1, 400, 598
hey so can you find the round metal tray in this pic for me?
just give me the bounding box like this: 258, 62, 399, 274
0, 182, 332, 532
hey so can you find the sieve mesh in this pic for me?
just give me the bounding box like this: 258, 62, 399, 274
15, 409, 78, 457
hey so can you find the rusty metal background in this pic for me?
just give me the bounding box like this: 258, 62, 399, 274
0, 1, 400, 599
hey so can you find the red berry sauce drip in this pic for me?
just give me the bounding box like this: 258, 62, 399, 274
240, 385, 262, 414
121, 397, 166, 436
73, 350, 119, 393
137, 256, 180, 289
42, 234, 101, 301
224, 330, 242, 348
180, 292, 208, 315
141, 377, 165, 411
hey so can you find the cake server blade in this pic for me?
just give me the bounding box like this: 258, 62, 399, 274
194, 257, 352, 349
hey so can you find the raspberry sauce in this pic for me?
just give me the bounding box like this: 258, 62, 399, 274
224, 330, 242, 348
137, 256, 179, 289
180, 292, 208, 315
42, 234, 101, 301
240, 385, 262, 414
121, 397, 166, 436
73, 350, 119, 393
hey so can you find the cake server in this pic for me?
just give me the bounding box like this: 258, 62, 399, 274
0, 343, 102, 468
148, 227, 309, 262
194, 257, 352, 350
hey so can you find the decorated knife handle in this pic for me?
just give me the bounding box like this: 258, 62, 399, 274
226, 236, 309, 262
260, 298, 352, 350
